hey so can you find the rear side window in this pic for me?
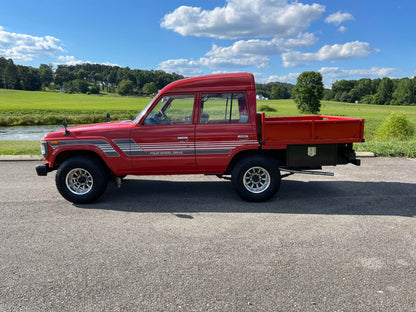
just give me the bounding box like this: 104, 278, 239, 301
200, 93, 248, 124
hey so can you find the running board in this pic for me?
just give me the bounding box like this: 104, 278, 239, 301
279, 168, 334, 177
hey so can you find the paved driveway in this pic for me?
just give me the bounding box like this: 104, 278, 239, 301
0, 158, 415, 311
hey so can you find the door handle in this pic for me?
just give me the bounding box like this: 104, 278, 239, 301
238, 135, 249, 139
177, 136, 188, 140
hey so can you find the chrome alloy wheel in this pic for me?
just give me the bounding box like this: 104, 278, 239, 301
65, 168, 94, 195
243, 166, 271, 193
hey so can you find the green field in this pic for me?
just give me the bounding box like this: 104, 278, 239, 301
1, 89, 415, 157
0, 140, 40, 155
0, 89, 150, 126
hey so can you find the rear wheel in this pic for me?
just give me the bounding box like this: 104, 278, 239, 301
56, 156, 108, 204
231, 155, 280, 202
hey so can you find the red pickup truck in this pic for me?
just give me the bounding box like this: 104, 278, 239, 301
36, 73, 364, 203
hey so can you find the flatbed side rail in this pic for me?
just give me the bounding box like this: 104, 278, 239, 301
261, 115, 364, 145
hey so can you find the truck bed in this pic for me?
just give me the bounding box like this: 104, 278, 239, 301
260, 114, 365, 148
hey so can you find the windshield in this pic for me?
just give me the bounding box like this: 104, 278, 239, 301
133, 95, 158, 123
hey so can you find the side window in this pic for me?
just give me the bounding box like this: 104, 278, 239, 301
200, 93, 248, 124
143, 94, 194, 125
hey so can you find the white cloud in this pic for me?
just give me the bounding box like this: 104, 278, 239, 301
161, 0, 325, 39
319, 66, 397, 78
200, 55, 270, 68
325, 12, 354, 26
158, 58, 203, 76
0, 25, 64, 61
256, 67, 397, 86
158, 54, 271, 76
206, 33, 317, 58
282, 41, 379, 67
256, 72, 300, 84
159, 32, 317, 74
55, 55, 84, 65
54, 55, 120, 67
338, 26, 347, 33
100, 61, 121, 67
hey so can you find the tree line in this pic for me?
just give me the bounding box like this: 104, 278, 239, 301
324, 77, 416, 105
0, 57, 184, 95
255, 82, 294, 100
258, 76, 416, 106
1, 56, 415, 105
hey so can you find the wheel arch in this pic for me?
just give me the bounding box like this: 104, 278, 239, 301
53, 150, 114, 176
225, 148, 286, 175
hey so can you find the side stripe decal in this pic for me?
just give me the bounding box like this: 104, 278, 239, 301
112, 139, 258, 156
47, 138, 257, 158
49, 140, 119, 157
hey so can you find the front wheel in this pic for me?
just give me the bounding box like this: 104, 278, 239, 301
56, 156, 108, 204
231, 156, 281, 202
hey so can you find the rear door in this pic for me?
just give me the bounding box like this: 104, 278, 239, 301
195, 92, 258, 173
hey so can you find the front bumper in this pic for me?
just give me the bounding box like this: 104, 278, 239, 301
36, 163, 52, 176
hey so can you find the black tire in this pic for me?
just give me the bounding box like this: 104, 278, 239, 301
55, 156, 108, 204
231, 155, 281, 202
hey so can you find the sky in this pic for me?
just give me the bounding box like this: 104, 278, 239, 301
1, 0, 415, 87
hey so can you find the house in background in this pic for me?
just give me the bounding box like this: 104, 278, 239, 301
256, 94, 268, 101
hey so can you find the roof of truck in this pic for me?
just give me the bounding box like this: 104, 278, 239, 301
159, 72, 255, 94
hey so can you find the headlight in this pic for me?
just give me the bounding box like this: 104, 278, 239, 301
40, 142, 48, 157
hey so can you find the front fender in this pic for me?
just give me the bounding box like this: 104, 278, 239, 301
43, 138, 129, 175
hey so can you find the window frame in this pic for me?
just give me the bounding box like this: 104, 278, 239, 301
198, 92, 249, 124
142, 93, 196, 126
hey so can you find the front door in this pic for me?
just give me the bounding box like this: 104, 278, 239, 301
129, 94, 196, 174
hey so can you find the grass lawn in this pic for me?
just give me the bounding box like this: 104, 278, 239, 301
0, 140, 41, 155
0, 89, 150, 126
1, 90, 415, 157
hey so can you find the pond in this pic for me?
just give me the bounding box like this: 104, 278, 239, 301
0, 125, 64, 141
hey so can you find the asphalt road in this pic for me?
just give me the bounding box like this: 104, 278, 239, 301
0, 158, 415, 311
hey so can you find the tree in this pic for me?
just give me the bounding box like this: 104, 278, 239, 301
270, 85, 290, 99
355, 78, 374, 97
293, 71, 324, 114
142, 82, 158, 95
376, 77, 394, 104
391, 78, 415, 105
322, 89, 333, 101
39, 64, 53, 89
63, 79, 89, 94
270, 86, 281, 99
332, 79, 356, 101
361, 94, 374, 104
55, 65, 75, 86
3, 60, 19, 89
18, 66, 41, 91
117, 79, 134, 96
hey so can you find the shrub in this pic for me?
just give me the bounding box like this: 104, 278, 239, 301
89, 86, 100, 94
258, 104, 277, 112
117, 80, 134, 96
361, 94, 373, 104
376, 113, 415, 140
